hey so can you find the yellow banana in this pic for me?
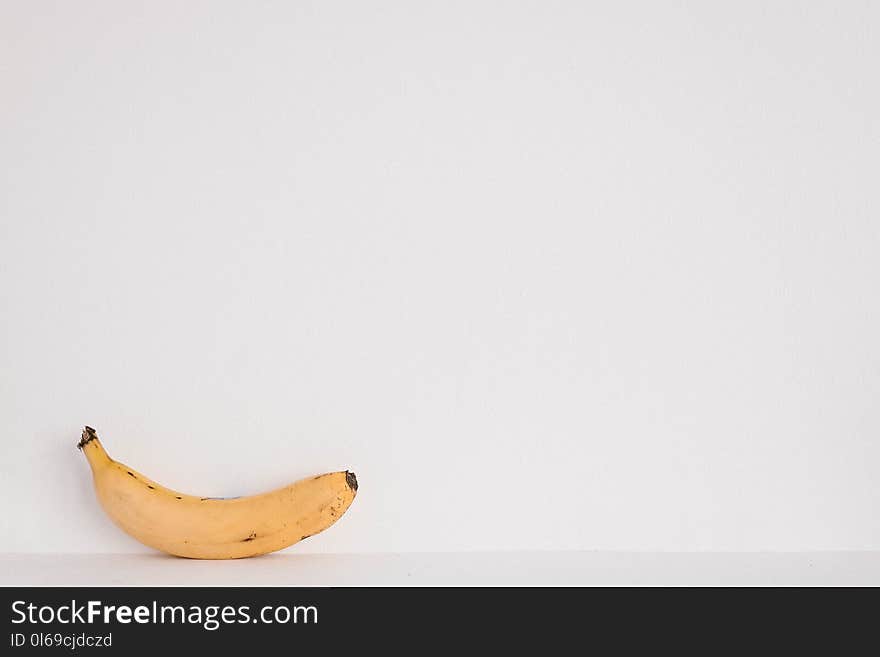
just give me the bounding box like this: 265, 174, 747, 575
77, 426, 358, 559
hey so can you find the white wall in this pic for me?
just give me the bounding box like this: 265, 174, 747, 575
1, 1, 878, 555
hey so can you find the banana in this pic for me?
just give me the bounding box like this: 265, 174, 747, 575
77, 426, 358, 559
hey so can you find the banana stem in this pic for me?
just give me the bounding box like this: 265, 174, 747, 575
78, 426, 111, 470
77, 426, 98, 450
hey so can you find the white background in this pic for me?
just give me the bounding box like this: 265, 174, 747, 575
1, 1, 878, 561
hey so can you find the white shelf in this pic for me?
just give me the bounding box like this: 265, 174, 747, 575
2, 551, 879, 586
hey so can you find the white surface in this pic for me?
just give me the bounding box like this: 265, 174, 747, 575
2, 552, 879, 587
2, 1, 879, 557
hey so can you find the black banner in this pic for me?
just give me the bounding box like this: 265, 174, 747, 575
1, 587, 875, 651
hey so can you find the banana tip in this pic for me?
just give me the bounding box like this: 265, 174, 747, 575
77, 426, 97, 451
345, 470, 358, 492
